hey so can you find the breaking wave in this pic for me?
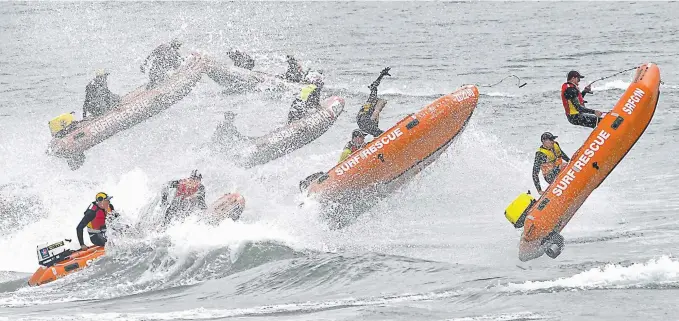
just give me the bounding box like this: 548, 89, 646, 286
502, 256, 679, 292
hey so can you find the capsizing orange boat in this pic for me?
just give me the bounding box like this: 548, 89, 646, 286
300, 85, 479, 227
28, 240, 105, 286
503, 63, 661, 261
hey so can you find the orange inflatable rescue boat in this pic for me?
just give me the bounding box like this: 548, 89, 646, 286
46, 53, 207, 170
300, 85, 479, 227
504, 63, 661, 261
28, 240, 105, 286
204, 193, 246, 224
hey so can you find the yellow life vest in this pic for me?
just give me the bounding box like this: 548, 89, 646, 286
504, 192, 535, 228
359, 98, 384, 117
338, 141, 363, 163
338, 148, 352, 163
48, 113, 75, 136
538, 143, 563, 176
299, 84, 317, 102
360, 102, 373, 114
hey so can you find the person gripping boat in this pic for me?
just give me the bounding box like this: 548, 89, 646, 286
338, 129, 367, 163
32, 192, 118, 287
76, 192, 118, 250
83, 69, 121, 119
532, 132, 570, 195
287, 71, 325, 123
140, 38, 184, 89
47, 51, 207, 171
157, 170, 246, 225
357, 67, 391, 137
505, 63, 661, 261
561, 70, 605, 129
160, 170, 208, 224
301, 85, 480, 229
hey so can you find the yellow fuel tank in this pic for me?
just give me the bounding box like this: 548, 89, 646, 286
504, 192, 535, 228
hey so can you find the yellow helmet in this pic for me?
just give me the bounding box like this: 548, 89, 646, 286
95, 192, 112, 202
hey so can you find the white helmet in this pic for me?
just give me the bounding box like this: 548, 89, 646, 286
305, 71, 324, 86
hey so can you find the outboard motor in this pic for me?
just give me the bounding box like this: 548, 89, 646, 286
36, 239, 74, 267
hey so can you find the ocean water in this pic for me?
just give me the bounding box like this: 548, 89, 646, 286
1, 2, 678, 321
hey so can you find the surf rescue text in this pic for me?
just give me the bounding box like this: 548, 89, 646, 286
335, 128, 404, 176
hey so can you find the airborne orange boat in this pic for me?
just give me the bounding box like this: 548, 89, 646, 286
504, 63, 661, 261
301, 85, 479, 227
46, 53, 207, 170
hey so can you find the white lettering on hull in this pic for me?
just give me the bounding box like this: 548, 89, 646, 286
335, 128, 403, 176
552, 129, 610, 197
622, 88, 645, 115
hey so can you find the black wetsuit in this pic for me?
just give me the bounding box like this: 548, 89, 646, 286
287, 85, 322, 123
143, 44, 182, 89
76, 203, 117, 247
83, 79, 121, 118
564, 86, 601, 129
284, 58, 305, 83
532, 143, 571, 193
228, 51, 255, 70
356, 77, 386, 137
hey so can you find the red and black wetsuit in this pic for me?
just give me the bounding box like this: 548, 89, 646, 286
76, 202, 116, 247
161, 179, 207, 224
561, 82, 601, 129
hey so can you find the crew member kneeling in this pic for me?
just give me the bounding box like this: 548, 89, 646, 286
532, 132, 570, 195
287, 72, 324, 124
76, 192, 118, 250
140, 39, 183, 89
83, 69, 121, 119
338, 129, 367, 163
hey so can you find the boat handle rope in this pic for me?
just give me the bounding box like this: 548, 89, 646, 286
586, 66, 638, 89
477, 75, 527, 88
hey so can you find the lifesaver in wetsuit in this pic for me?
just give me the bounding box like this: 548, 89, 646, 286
86, 202, 110, 234
290, 84, 318, 110
561, 82, 585, 116
538, 143, 564, 182
504, 192, 536, 228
